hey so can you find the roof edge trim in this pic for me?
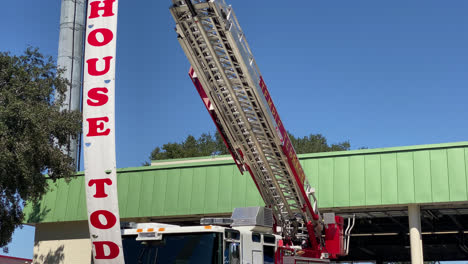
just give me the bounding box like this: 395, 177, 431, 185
299, 141, 468, 159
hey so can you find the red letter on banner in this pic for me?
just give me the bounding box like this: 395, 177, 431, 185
87, 57, 113, 76
89, 0, 116, 19
94, 241, 120, 259
88, 178, 113, 198
87, 117, 111, 137
88, 28, 114, 47
90, 210, 117, 229
87, 88, 109, 106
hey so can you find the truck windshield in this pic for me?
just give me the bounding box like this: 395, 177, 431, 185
122, 232, 222, 264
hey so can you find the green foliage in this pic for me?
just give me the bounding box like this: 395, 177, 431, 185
0, 48, 81, 248
149, 132, 229, 161
288, 132, 350, 153
148, 131, 351, 162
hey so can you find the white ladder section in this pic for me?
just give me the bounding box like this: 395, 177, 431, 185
170, 0, 316, 241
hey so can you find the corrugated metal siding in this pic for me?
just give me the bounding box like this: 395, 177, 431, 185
24, 142, 468, 223
301, 145, 468, 208
24, 164, 264, 223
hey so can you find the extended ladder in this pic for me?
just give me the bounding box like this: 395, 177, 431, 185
170, 0, 322, 246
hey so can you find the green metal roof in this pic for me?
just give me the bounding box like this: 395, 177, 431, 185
24, 141, 468, 224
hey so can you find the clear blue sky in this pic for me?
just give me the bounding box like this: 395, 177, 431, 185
1, 0, 467, 259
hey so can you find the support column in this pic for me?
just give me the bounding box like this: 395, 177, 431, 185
57, 0, 87, 168
408, 204, 424, 264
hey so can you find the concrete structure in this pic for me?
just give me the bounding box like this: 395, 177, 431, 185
24, 141, 468, 263
32, 222, 91, 264
57, 0, 86, 166
408, 204, 423, 264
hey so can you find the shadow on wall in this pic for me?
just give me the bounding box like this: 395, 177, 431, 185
27, 203, 50, 224
33, 245, 64, 264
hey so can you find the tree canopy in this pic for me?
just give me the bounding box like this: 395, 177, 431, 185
148, 131, 350, 162
0, 48, 81, 250
149, 132, 229, 161
288, 133, 350, 153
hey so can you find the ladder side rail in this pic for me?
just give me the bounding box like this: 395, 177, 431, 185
196, 6, 304, 224
170, 6, 286, 221
188, 67, 244, 172
171, 8, 245, 160
220, 4, 280, 140
214, 4, 325, 245
204, 10, 312, 229
170, 9, 243, 168
199, 17, 295, 225
212, 1, 320, 222
174, 0, 311, 233
171, 1, 322, 245
179, 9, 296, 225
188, 68, 277, 210
207, 1, 306, 212
216, 1, 320, 224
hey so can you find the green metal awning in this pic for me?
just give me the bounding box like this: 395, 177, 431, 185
24, 141, 468, 224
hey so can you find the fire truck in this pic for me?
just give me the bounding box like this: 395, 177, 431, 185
122, 0, 355, 263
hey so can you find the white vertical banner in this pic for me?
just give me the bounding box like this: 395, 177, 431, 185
82, 0, 124, 263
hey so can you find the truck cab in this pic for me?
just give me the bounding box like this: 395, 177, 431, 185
121, 207, 281, 264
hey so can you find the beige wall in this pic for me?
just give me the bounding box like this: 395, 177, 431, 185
33, 221, 91, 264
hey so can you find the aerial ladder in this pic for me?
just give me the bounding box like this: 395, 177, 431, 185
169, 0, 354, 261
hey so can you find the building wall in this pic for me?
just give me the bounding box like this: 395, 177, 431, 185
24, 142, 468, 225
33, 222, 90, 264
302, 143, 468, 207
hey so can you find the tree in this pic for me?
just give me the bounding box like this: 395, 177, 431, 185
147, 131, 351, 163
148, 132, 228, 162
288, 132, 350, 153
0, 48, 81, 250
